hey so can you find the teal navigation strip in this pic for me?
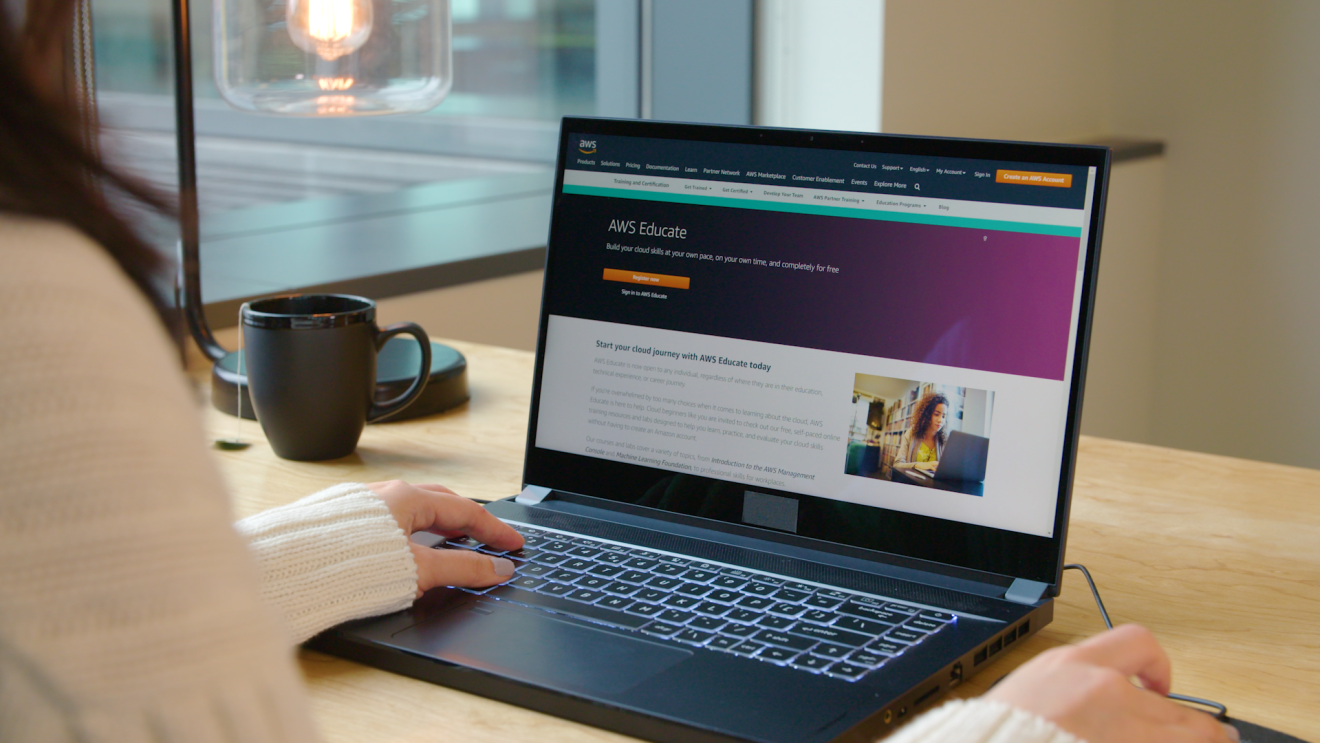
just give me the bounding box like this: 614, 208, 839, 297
562, 184, 1083, 238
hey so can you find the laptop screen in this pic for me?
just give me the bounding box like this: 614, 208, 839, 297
525, 119, 1108, 586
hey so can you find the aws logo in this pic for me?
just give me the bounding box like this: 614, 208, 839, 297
578, 139, 597, 154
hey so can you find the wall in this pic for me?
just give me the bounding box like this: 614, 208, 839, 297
883, 0, 1320, 470
1080, 157, 1165, 443
882, 0, 1115, 142
1112, 1, 1320, 469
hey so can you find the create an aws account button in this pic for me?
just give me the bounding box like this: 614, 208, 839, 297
603, 268, 690, 290
996, 169, 1073, 188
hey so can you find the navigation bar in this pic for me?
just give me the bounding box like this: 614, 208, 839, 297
563, 169, 1085, 237
568, 132, 1092, 210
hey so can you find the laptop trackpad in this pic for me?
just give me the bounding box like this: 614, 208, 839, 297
392, 599, 692, 697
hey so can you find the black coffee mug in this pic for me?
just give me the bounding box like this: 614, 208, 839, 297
242, 294, 431, 461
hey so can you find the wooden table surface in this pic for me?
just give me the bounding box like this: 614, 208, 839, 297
198, 335, 1319, 742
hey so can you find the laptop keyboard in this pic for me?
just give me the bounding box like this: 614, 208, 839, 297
435, 524, 956, 682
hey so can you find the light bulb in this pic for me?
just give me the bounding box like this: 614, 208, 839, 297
286, 0, 373, 61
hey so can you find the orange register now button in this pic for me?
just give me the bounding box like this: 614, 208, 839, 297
603, 268, 691, 290
996, 169, 1073, 188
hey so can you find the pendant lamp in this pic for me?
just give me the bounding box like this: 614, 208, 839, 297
172, 0, 469, 422
214, 0, 452, 115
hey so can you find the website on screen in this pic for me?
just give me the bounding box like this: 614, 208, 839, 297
535, 134, 1096, 539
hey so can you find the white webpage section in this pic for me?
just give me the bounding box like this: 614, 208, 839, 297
536, 315, 1067, 538
564, 169, 1085, 230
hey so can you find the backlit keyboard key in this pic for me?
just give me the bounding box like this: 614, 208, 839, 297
657, 608, 693, 624
813, 643, 850, 659
804, 594, 844, 609
737, 596, 774, 611
662, 595, 700, 609
588, 564, 625, 578
564, 588, 605, 603
757, 646, 799, 664
730, 641, 766, 656
726, 608, 760, 623
791, 654, 833, 673
708, 635, 741, 651
886, 628, 925, 644
834, 616, 891, 636
674, 628, 715, 646
694, 601, 732, 616
838, 602, 905, 624
825, 662, 868, 681
847, 651, 889, 667
598, 595, 634, 611
643, 621, 683, 637
768, 602, 807, 617
756, 615, 794, 630
625, 602, 664, 617
753, 630, 816, 651
689, 616, 727, 632
905, 618, 942, 632
722, 623, 759, 638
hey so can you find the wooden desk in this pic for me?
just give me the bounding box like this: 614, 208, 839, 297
199, 337, 1319, 742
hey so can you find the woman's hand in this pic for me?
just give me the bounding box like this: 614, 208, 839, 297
985, 624, 1238, 743
367, 480, 525, 595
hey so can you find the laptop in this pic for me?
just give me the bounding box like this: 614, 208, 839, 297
309, 118, 1110, 743
902, 431, 990, 486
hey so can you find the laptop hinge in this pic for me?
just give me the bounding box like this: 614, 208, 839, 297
514, 485, 553, 506
1005, 578, 1049, 605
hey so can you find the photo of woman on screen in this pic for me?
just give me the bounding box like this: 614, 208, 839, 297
892, 392, 950, 473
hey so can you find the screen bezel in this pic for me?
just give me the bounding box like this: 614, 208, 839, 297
522, 117, 1109, 591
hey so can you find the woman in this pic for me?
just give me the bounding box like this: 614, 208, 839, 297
0, 1, 1234, 739
892, 391, 950, 475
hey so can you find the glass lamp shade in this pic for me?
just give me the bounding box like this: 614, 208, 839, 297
214, 0, 451, 116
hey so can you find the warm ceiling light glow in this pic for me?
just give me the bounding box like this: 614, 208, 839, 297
286, 0, 373, 61
317, 77, 355, 91
315, 94, 356, 115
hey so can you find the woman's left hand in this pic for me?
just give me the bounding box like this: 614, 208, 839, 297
367, 480, 525, 595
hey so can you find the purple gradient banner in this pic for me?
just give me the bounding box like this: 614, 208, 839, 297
548, 196, 1082, 380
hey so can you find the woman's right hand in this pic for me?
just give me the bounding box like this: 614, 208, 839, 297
984, 624, 1238, 743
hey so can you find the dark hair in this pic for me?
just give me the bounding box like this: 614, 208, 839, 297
909, 392, 950, 445
0, 0, 178, 339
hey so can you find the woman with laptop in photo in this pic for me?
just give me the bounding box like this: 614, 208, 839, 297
0, 0, 1234, 740
892, 392, 950, 476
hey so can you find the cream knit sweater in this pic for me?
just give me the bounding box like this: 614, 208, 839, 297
0, 215, 1079, 743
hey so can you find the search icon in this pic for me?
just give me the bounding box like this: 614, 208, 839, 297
915, 183, 921, 191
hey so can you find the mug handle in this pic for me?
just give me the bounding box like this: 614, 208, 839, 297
368, 322, 432, 423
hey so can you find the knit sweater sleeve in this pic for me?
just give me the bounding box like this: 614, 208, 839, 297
0, 218, 321, 743
885, 699, 1083, 743
235, 483, 418, 644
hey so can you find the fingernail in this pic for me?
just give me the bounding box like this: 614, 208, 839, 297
1221, 722, 1239, 742
491, 557, 515, 577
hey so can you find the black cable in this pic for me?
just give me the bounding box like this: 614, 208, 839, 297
1062, 564, 1228, 720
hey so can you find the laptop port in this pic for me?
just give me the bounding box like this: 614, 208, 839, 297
1003, 626, 1017, 645
988, 637, 1003, 656
1019, 619, 1030, 635
949, 662, 964, 687
974, 647, 988, 666
883, 709, 893, 724
897, 706, 909, 719
915, 684, 941, 708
